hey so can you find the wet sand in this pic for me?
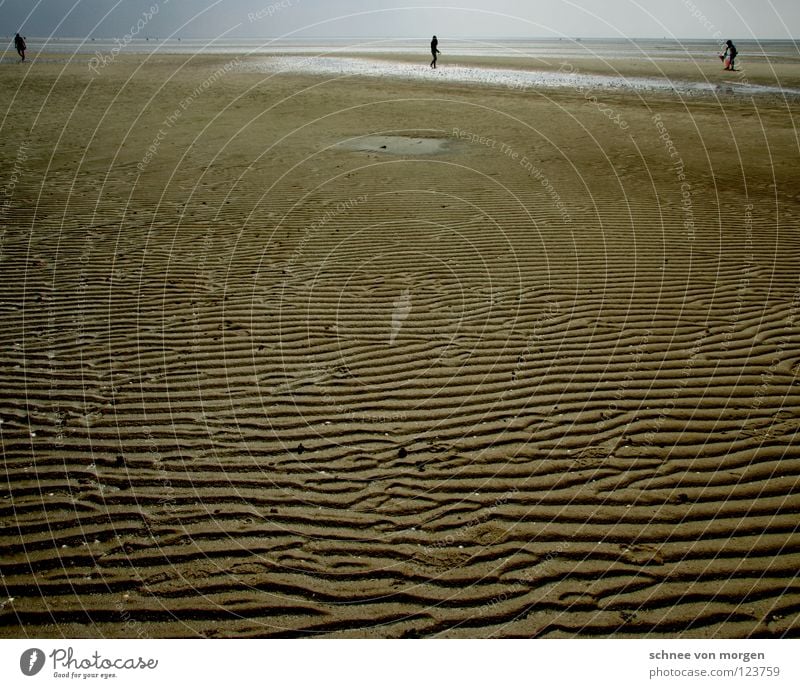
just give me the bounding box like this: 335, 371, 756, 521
0, 51, 799, 638
264, 50, 800, 92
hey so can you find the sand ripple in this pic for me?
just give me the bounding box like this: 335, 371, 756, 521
1, 56, 798, 638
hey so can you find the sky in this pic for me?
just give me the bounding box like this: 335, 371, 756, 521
1, 0, 798, 40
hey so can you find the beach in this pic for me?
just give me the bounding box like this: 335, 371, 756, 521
1, 46, 799, 638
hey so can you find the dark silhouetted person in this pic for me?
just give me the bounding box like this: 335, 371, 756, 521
14, 33, 26, 62
722, 39, 737, 70
430, 35, 440, 69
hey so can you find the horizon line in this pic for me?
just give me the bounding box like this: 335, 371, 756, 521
13, 35, 800, 42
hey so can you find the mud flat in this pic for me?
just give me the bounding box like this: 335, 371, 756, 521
0, 52, 798, 638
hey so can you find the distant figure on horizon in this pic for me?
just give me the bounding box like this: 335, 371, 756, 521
14, 33, 26, 62
430, 35, 440, 69
721, 39, 737, 70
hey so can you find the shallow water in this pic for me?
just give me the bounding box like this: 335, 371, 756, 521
337, 135, 452, 155
21, 36, 800, 62
240, 54, 800, 99
12, 36, 798, 98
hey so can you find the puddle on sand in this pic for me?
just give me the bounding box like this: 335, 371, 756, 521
337, 135, 451, 155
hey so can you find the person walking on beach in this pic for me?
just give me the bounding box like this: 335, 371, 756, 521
14, 33, 26, 62
721, 39, 737, 70
430, 35, 440, 69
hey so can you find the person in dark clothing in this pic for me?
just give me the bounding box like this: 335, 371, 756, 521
14, 33, 26, 62
722, 39, 737, 70
430, 35, 440, 69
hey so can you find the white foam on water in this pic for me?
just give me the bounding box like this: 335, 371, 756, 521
240, 55, 800, 99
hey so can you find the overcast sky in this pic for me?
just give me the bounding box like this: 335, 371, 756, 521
1, 0, 798, 40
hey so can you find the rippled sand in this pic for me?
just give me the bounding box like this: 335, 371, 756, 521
0, 52, 799, 638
